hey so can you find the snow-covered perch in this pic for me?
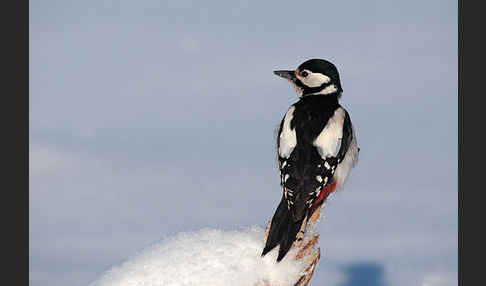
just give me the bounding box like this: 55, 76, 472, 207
89, 205, 324, 286
260, 204, 322, 286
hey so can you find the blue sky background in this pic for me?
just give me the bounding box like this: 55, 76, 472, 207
29, 0, 457, 285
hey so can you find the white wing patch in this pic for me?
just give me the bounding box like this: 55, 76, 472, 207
278, 106, 297, 158
313, 107, 345, 158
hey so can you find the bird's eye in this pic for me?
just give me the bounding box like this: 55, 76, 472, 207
300, 71, 309, 77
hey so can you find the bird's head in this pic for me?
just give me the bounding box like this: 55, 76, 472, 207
274, 59, 343, 98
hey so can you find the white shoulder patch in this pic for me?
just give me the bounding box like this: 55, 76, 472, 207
312, 107, 345, 158
278, 106, 297, 158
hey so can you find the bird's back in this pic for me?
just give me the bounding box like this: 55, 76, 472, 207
277, 94, 342, 221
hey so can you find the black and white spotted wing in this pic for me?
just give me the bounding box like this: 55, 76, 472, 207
278, 154, 338, 206
276, 94, 355, 221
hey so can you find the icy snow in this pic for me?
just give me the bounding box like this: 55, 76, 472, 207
89, 226, 316, 286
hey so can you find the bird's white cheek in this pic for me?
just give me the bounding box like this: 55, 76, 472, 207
316, 84, 338, 95
301, 73, 331, 88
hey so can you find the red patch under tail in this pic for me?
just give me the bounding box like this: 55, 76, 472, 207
311, 180, 337, 208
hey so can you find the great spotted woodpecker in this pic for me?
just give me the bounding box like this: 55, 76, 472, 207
262, 59, 359, 262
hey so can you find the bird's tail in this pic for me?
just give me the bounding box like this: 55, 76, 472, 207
261, 196, 307, 262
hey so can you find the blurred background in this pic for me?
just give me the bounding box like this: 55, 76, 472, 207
29, 0, 457, 285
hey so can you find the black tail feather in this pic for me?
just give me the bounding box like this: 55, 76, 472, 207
262, 196, 289, 256
261, 196, 305, 262
277, 216, 304, 261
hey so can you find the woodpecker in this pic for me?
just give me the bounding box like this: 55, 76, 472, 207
261, 59, 359, 262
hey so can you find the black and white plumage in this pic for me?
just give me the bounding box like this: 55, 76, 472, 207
262, 59, 359, 262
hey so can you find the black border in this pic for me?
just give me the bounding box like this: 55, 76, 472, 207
459, 0, 484, 284
3, 0, 29, 285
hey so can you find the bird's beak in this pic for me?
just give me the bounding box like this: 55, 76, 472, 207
273, 70, 296, 81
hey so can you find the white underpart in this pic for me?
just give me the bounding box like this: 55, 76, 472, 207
279, 106, 297, 158
297, 69, 331, 88
313, 108, 346, 158
334, 129, 359, 191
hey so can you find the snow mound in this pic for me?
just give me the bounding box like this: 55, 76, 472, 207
89, 226, 312, 286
